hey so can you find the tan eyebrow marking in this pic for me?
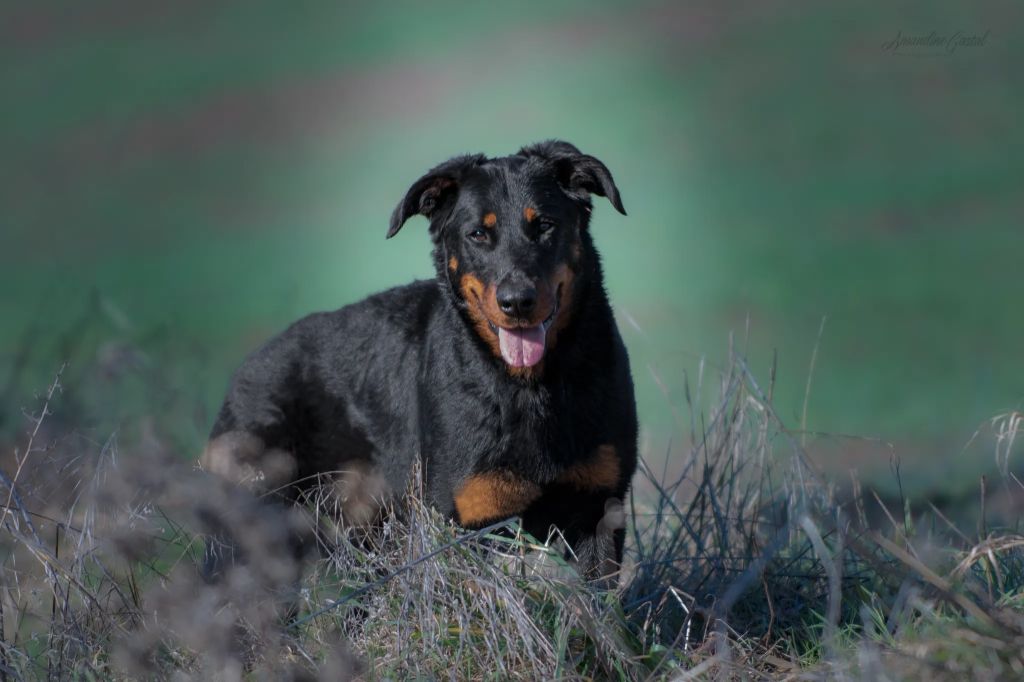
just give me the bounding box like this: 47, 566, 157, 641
482, 212, 497, 228
524, 206, 537, 222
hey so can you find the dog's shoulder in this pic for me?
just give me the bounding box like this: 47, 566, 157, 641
350, 279, 442, 339
214, 280, 441, 433
224, 280, 439, 387
279, 279, 440, 347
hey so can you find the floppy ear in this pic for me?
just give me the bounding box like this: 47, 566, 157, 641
518, 140, 626, 216
387, 154, 485, 239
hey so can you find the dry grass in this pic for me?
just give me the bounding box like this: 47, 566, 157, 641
1, 351, 1023, 680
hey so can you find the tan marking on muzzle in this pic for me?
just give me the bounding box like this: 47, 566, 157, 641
570, 241, 583, 264
460, 273, 502, 358
459, 271, 558, 380
544, 263, 577, 353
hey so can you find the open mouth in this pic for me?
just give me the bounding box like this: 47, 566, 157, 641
487, 294, 559, 369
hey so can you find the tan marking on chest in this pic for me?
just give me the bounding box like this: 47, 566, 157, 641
460, 273, 502, 358
454, 471, 542, 526
558, 445, 620, 491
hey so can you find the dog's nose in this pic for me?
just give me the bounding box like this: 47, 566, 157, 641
497, 282, 537, 318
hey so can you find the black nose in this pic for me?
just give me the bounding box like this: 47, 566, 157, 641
497, 281, 537, 317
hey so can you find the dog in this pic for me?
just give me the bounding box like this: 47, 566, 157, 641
200, 140, 637, 583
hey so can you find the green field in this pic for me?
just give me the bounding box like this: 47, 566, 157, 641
2, 1, 1022, 495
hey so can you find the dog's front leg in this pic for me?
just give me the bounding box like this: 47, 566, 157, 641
523, 493, 627, 586
566, 496, 627, 585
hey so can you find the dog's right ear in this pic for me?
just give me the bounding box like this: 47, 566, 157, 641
518, 140, 626, 216
387, 154, 485, 239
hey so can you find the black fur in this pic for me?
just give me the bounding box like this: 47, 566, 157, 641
204, 140, 637, 581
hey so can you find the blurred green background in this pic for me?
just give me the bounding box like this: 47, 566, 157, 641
1, 1, 1021, 498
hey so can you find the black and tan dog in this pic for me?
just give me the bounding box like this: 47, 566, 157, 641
201, 140, 637, 581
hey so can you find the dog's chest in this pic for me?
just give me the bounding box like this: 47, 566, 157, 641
491, 382, 581, 470
448, 383, 620, 528
451, 443, 621, 527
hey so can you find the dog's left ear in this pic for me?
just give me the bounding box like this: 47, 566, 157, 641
519, 140, 626, 216
387, 154, 485, 239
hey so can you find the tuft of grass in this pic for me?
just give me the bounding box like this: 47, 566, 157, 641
1, 348, 1023, 680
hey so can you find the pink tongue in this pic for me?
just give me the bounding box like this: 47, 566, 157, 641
497, 325, 546, 367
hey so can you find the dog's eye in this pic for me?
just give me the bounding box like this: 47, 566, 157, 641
538, 219, 557, 233
467, 228, 489, 243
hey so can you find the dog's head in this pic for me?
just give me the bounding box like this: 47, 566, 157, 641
388, 140, 625, 375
